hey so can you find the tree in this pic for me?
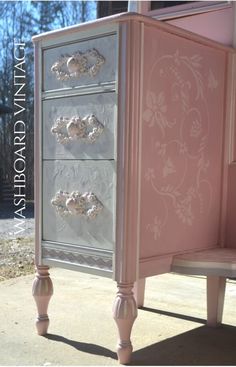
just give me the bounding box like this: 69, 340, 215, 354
0, 1, 97, 201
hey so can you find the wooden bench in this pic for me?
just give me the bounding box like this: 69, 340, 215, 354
171, 248, 236, 327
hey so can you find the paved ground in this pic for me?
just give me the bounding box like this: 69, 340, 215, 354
1, 202, 236, 365
0, 269, 236, 366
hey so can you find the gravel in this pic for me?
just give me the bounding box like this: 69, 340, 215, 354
0, 237, 35, 281
0, 203, 35, 281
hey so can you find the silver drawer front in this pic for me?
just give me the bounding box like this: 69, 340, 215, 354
43, 34, 117, 92
42, 160, 115, 251
43, 92, 116, 160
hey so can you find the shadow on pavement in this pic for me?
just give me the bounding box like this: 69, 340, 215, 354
44, 333, 117, 360
131, 324, 236, 365
44, 324, 236, 365
140, 306, 206, 324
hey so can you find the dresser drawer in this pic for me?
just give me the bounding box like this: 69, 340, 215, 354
42, 160, 116, 250
43, 92, 116, 160
43, 34, 117, 92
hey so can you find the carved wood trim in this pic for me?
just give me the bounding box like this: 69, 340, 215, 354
42, 247, 113, 271
51, 114, 104, 145
51, 48, 105, 81
51, 190, 104, 218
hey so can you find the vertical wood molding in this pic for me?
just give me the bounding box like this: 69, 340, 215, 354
230, 54, 236, 163
220, 52, 236, 246
34, 40, 42, 266
222, 51, 236, 165
115, 20, 142, 283
233, 2, 236, 48
224, 53, 236, 248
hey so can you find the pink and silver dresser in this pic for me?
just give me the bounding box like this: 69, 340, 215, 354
32, 12, 236, 364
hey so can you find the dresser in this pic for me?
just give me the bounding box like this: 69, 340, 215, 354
32, 12, 236, 364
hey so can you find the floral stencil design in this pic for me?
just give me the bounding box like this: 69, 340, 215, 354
143, 49, 215, 240
190, 118, 202, 138
146, 216, 163, 240
208, 69, 218, 91
162, 157, 176, 178
143, 91, 176, 137
145, 168, 155, 181
175, 187, 196, 226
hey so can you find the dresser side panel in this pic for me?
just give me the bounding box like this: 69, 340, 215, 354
139, 24, 227, 260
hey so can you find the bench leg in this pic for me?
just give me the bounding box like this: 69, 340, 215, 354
207, 276, 226, 327
133, 278, 146, 308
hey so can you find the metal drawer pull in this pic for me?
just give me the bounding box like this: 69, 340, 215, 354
51, 114, 104, 145
51, 190, 103, 219
51, 48, 105, 81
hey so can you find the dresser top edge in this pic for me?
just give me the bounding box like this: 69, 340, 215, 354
32, 11, 236, 54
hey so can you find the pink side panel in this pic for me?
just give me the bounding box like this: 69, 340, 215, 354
168, 7, 234, 46
226, 164, 236, 248
140, 25, 226, 259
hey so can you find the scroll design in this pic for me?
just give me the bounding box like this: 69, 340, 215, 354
51, 114, 104, 145
51, 48, 105, 81
51, 190, 103, 219
142, 49, 217, 239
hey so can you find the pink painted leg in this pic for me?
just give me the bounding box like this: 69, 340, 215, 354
133, 278, 146, 308
207, 276, 226, 327
113, 283, 137, 364
32, 265, 53, 335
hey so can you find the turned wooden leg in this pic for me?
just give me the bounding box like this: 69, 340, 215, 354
113, 283, 137, 364
207, 276, 226, 327
133, 278, 146, 308
32, 265, 53, 335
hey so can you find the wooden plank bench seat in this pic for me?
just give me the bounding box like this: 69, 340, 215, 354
171, 248, 236, 327
171, 248, 236, 277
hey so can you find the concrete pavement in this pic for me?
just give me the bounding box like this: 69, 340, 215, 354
0, 269, 236, 365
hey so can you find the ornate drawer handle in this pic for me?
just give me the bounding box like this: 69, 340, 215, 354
51, 48, 105, 81
51, 115, 104, 145
51, 190, 103, 219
